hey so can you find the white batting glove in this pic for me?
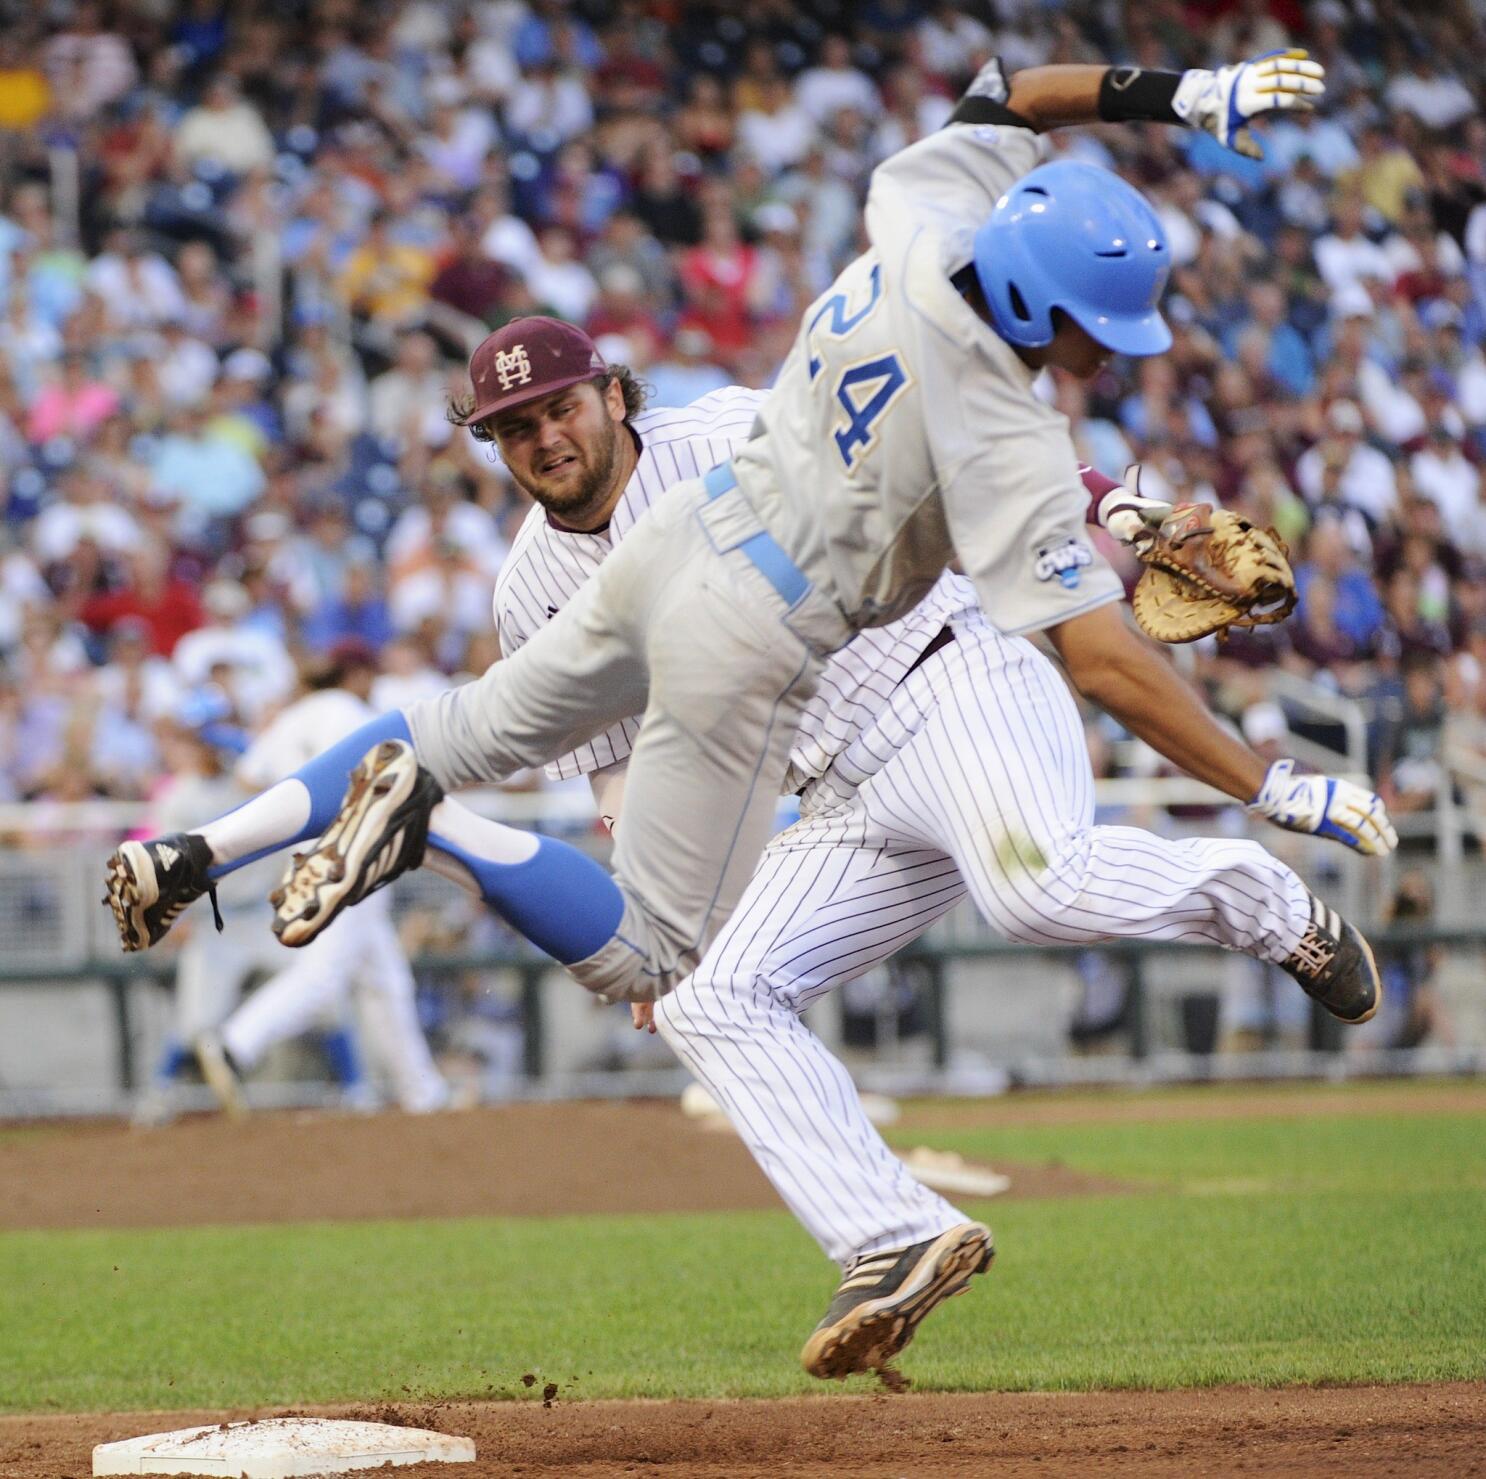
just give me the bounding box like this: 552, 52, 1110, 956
1173, 49, 1325, 160
1098, 463, 1173, 546
1247, 759, 1398, 856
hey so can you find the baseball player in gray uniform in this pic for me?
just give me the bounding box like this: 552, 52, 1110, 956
106, 51, 1392, 1374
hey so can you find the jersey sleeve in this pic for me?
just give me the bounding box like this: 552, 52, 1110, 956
865, 110, 1044, 274
493, 544, 641, 781
941, 420, 1124, 637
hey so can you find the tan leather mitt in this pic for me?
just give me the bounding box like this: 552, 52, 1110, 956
1132, 503, 1297, 644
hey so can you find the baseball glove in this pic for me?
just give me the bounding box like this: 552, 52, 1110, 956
1132, 504, 1296, 644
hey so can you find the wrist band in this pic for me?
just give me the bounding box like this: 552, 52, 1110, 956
1096, 66, 1182, 125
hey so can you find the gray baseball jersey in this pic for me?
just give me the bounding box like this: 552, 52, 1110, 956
494, 387, 972, 790
732, 119, 1124, 636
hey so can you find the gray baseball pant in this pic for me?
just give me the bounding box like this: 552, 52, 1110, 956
404, 471, 851, 1002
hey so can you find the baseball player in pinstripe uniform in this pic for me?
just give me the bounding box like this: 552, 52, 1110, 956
465, 366, 1397, 1382
106, 51, 1395, 1375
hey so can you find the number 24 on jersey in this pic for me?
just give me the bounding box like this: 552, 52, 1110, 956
805, 264, 911, 474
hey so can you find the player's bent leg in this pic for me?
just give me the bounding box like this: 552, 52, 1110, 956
108, 555, 654, 954
653, 831, 973, 1257
652, 831, 990, 1378
421, 797, 626, 967
903, 621, 1378, 1022
957, 823, 1379, 1022
566, 558, 827, 1004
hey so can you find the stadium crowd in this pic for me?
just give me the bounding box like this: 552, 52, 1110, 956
0, 0, 1484, 846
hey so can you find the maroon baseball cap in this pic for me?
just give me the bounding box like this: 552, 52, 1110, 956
466, 316, 607, 423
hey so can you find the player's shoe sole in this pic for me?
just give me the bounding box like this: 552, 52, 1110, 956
271, 740, 440, 948
103, 834, 218, 952
104, 841, 157, 952
800, 1221, 995, 1380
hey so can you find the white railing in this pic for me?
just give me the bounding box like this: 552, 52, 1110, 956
1265, 668, 1369, 773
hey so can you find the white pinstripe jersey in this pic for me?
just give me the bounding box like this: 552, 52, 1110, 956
492, 386, 975, 789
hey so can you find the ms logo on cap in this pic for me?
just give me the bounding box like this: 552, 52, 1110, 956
494, 344, 533, 390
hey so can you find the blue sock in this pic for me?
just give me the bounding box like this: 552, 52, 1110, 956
434, 832, 624, 964
317, 1027, 363, 1087
206, 711, 412, 879
156, 1040, 191, 1081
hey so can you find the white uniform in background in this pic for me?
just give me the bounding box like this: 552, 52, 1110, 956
219, 688, 449, 1112
153, 774, 282, 1042
494, 388, 1309, 1265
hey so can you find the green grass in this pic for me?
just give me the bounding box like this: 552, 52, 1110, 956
884, 1108, 1486, 1196
3, 1094, 1484, 1413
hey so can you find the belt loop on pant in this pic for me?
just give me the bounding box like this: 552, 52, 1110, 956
702, 460, 812, 610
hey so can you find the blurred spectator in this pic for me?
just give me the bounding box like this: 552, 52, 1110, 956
44, 1, 136, 120
172, 73, 275, 175
1294, 399, 1396, 526
523, 226, 598, 323
32, 461, 142, 568
25, 349, 119, 444
430, 215, 510, 324
172, 578, 293, 723
1314, 194, 1394, 302
368, 332, 446, 449
336, 209, 436, 333
1295, 521, 1386, 664
79, 541, 203, 657
1378, 651, 1449, 816
0, 1, 1476, 823
646, 327, 729, 408
1384, 53, 1477, 133
1372, 871, 1447, 1049
370, 633, 446, 713
794, 35, 880, 127
148, 401, 265, 527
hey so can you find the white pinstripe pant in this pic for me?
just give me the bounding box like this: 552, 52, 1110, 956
654, 612, 1310, 1265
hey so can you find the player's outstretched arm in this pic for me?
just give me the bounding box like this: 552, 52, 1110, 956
1045, 603, 1396, 856
970, 51, 1323, 158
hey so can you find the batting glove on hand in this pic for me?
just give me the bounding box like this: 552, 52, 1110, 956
1099, 463, 1173, 546
1247, 759, 1398, 856
1174, 49, 1325, 160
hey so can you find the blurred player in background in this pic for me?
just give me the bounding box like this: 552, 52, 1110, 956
128, 691, 290, 1126
194, 641, 450, 1117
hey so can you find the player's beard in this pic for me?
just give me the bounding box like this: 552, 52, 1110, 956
517, 416, 622, 528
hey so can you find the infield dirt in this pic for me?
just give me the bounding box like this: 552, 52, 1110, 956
5, 1089, 1484, 1475
3, 1385, 1483, 1478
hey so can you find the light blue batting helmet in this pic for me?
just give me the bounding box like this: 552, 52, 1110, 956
973, 160, 1172, 357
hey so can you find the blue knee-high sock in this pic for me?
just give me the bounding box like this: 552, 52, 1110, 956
206, 711, 412, 880
433, 833, 625, 965
155, 1039, 191, 1082
317, 1027, 363, 1087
